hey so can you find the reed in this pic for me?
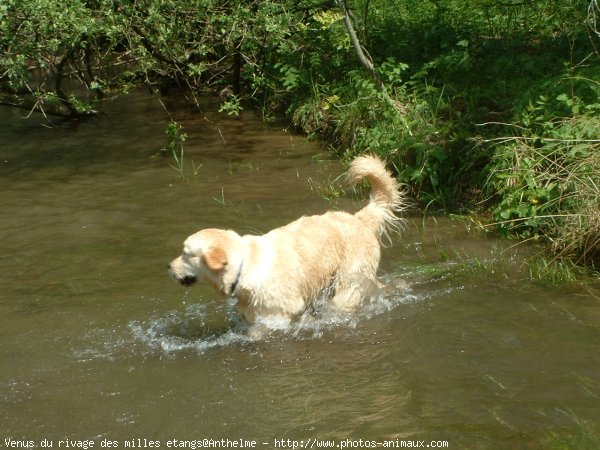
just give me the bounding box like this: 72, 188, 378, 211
162, 121, 202, 180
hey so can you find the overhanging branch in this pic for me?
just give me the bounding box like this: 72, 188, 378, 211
335, 0, 381, 89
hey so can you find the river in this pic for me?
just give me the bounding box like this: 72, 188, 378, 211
1, 92, 599, 449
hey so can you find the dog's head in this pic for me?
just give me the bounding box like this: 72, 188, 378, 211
168, 228, 244, 295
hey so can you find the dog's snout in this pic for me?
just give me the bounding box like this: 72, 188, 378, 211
179, 275, 197, 286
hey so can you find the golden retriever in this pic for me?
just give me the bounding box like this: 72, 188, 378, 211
168, 155, 404, 327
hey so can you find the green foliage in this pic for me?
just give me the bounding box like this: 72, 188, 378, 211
162, 121, 190, 179
3, 0, 600, 271
219, 95, 243, 116
485, 79, 600, 265
0, 0, 122, 115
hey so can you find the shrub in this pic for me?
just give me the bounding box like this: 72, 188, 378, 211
485, 93, 600, 266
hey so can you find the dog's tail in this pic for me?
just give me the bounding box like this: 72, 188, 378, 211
348, 155, 405, 241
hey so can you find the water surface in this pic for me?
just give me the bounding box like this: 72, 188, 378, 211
1, 93, 599, 449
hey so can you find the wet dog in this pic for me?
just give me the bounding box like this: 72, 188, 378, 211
168, 155, 405, 327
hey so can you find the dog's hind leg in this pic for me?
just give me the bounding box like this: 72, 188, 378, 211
330, 272, 381, 312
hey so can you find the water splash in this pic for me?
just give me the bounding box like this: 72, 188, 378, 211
73, 274, 418, 360
129, 274, 417, 354
128, 300, 254, 354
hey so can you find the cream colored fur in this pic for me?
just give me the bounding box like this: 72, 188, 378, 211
168, 155, 405, 326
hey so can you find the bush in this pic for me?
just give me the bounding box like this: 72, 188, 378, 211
485, 86, 600, 266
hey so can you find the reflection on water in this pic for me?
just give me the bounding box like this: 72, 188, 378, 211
1, 92, 599, 448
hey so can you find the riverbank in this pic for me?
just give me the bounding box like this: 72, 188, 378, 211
2, 96, 600, 446
260, 2, 600, 278
2, 0, 600, 277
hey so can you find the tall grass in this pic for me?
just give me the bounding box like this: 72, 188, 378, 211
484, 114, 600, 268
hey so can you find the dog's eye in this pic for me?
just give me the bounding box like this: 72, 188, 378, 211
183, 249, 200, 261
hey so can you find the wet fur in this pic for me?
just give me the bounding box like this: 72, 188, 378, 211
168, 155, 404, 326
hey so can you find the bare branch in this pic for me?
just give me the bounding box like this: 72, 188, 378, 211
335, 0, 381, 89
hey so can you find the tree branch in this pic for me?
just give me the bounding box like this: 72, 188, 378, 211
55, 48, 81, 116
335, 0, 381, 89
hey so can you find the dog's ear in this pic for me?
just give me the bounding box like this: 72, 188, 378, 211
204, 245, 228, 271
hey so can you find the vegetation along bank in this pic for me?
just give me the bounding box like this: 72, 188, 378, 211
2, 0, 600, 276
